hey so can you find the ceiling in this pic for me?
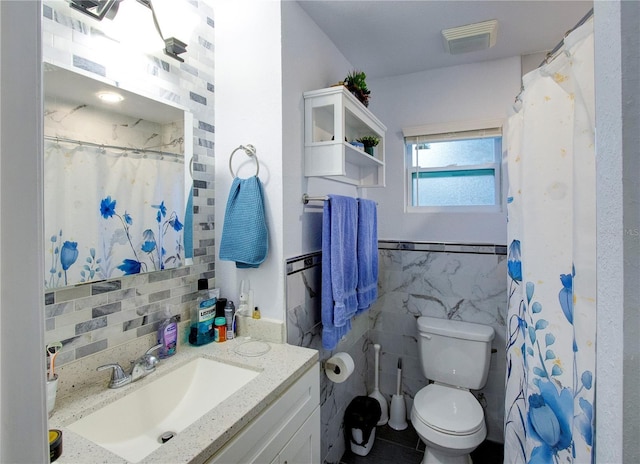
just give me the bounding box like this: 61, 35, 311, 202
297, 0, 593, 79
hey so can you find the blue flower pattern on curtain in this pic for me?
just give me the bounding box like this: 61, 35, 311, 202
506, 240, 594, 463
99, 196, 183, 275
45, 142, 184, 288
504, 19, 595, 464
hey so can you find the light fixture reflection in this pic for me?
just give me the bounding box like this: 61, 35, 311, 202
68, 0, 188, 62
69, 0, 121, 21
97, 91, 124, 103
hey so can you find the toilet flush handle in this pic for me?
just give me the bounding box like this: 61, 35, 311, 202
422, 334, 432, 340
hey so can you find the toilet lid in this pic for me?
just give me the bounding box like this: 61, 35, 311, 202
413, 384, 484, 435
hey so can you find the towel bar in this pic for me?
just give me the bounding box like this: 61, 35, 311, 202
302, 194, 329, 204
229, 144, 259, 178
302, 194, 377, 205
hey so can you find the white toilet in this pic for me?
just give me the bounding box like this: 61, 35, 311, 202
410, 316, 495, 464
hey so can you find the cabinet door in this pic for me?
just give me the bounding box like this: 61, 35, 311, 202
277, 406, 320, 464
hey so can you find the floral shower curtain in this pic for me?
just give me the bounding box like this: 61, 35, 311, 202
504, 19, 595, 464
44, 140, 184, 288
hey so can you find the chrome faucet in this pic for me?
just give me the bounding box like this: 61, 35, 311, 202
97, 344, 162, 389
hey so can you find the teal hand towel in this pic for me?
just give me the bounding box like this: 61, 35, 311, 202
184, 187, 193, 259
219, 176, 268, 268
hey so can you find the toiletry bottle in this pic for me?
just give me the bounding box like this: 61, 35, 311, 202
252, 306, 261, 319
189, 278, 216, 346
225, 300, 235, 340
238, 280, 249, 316
215, 297, 228, 319
214, 317, 226, 342
157, 310, 178, 358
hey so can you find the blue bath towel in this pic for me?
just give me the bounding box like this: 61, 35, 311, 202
219, 176, 268, 268
321, 195, 358, 350
356, 199, 378, 310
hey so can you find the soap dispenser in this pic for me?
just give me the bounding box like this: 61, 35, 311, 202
157, 307, 178, 358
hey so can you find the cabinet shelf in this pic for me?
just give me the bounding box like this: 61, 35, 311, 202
304, 86, 386, 187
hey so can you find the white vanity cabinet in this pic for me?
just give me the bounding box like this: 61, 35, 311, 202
206, 364, 320, 464
304, 86, 386, 187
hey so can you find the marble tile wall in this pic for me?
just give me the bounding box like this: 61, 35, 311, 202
286, 253, 369, 464
285, 241, 507, 462
42, 0, 216, 367
372, 241, 508, 443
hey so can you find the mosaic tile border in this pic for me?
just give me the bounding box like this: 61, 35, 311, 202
286, 241, 507, 277
378, 240, 507, 255
286, 251, 322, 275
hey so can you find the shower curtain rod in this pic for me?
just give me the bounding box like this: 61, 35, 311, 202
44, 135, 183, 161
515, 8, 593, 104
538, 7, 594, 68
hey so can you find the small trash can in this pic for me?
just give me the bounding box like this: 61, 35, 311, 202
344, 396, 382, 456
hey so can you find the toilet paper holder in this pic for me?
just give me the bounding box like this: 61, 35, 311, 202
323, 360, 342, 374
323, 352, 355, 383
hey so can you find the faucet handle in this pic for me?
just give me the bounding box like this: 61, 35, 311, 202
145, 343, 162, 356
138, 343, 162, 370
97, 363, 129, 388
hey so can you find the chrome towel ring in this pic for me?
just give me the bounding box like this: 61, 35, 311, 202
229, 144, 259, 178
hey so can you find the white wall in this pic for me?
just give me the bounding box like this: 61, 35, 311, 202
281, 2, 358, 257
214, 1, 285, 321
367, 57, 521, 245
620, 4, 640, 461
0, 2, 48, 462
594, 1, 638, 462
214, 1, 362, 320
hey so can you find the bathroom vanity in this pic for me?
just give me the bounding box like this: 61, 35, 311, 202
48, 338, 319, 463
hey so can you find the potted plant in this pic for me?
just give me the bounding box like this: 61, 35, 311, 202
357, 135, 379, 156
344, 70, 371, 107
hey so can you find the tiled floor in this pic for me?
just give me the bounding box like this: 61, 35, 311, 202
340, 421, 504, 464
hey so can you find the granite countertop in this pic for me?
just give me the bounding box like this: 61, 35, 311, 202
49, 338, 319, 464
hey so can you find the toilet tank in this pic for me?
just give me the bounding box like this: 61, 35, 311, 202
417, 316, 495, 390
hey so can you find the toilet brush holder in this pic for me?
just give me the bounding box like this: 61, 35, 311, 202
388, 394, 408, 430
388, 357, 407, 430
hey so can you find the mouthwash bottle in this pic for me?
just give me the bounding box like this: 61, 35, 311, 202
189, 278, 216, 345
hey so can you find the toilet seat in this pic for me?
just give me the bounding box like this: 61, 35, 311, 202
413, 384, 484, 436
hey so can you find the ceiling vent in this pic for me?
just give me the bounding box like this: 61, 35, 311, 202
442, 19, 498, 55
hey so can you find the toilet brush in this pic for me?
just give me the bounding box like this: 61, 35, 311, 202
368, 344, 388, 425
388, 358, 408, 430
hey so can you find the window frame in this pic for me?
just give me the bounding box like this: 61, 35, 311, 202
403, 119, 504, 213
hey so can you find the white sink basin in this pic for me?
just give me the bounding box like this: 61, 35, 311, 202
67, 357, 259, 463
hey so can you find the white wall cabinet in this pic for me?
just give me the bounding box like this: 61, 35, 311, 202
206, 364, 320, 464
304, 86, 386, 187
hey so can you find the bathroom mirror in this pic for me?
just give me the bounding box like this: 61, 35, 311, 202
43, 62, 193, 289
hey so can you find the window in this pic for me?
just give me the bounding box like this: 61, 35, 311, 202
403, 121, 502, 212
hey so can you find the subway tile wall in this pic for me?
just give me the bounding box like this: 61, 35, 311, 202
286, 241, 507, 463
42, 0, 216, 367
